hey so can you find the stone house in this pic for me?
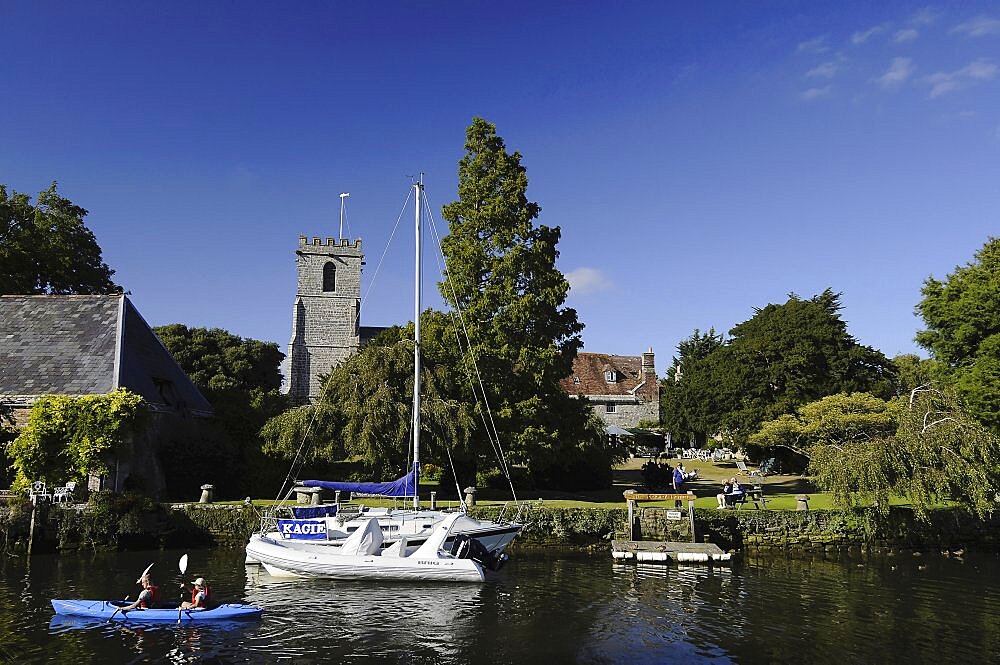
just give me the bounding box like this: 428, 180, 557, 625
560, 348, 660, 428
0, 295, 213, 497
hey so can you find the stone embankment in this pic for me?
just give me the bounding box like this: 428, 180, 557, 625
1, 494, 997, 555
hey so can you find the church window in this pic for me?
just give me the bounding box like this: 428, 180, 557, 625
323, 262, 337, 292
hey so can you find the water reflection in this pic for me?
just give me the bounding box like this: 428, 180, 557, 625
3, 548, 999, 663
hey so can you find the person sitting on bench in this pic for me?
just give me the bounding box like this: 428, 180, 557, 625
716, 478, 744, 509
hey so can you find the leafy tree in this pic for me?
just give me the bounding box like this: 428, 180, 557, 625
5, 390, 147, 490
153, 325, 283, 393
0, 183, 120, 295
153, 325, 290, 498
724, 290, 896, 433
916, 237, 1000, 432
437, 117, 612, 489
806, 389, 1000, 518
891, 354, 937, 396
660, 329, 727, 446
263, 312, 476, 482
750, 392, 899, 456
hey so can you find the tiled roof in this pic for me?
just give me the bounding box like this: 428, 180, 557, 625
0, 295, 212, 414
0, 295, 121, 395
561, 352, 649, 398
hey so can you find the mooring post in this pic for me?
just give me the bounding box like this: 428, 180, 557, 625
688, 496, 696, 543
627, 497, 637, 540
27, 504, 36, 556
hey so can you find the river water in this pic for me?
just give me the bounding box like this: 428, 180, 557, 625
1, 547, 998, 664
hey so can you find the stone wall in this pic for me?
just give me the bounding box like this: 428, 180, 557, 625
596, 398, 659, 428
5, 501, 997, 555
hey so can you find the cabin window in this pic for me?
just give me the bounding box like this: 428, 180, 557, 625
606, 403, 616, 413
323, 262, 337, 292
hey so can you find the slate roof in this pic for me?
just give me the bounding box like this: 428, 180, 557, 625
560, 352, 655, 400
0, 296, 120, 395
0, 295, 212, 414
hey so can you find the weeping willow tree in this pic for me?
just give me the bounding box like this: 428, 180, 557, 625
810, 389, 1000, 517
754, 389, 1000, 518
261, 313, 476, 482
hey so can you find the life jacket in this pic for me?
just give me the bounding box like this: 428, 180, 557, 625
190, 584, 211, 608
139, 584, 160, 609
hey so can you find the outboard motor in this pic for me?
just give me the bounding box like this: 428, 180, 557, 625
450, 534, 508, 572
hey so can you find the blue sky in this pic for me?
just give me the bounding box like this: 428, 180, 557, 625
3, 2, 999, 373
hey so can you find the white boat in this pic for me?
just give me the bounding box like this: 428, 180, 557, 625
246, 180, 523, 581
251, 513, 489, 582
245, 505, 522, 564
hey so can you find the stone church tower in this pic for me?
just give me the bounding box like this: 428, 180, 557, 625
288, 235, 364, 403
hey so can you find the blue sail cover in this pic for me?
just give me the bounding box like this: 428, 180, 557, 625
301, 464, 418, 497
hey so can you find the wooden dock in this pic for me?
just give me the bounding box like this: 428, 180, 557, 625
611, 540, 732, 563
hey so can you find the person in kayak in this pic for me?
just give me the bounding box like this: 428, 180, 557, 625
118, 573, 161, 611
179, 577, 210, 609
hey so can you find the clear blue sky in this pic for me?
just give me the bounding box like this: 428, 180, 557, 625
3, 2, 999, 373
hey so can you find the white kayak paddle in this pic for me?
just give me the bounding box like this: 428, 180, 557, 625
177, 554, 189, 624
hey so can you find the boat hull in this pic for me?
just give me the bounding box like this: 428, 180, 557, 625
248, 534, 486, 582
51, 599, 263, 622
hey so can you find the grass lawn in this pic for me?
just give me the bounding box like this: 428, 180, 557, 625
211, 458, 921, 512
524, 457, 827, 510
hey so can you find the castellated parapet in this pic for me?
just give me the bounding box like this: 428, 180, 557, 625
288, 235, 365, 404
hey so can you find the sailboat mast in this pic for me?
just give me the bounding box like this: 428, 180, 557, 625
411, 178, 423, 510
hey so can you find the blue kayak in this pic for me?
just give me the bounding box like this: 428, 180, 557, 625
51, 599, 263, 622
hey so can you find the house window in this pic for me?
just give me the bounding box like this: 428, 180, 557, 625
323, 262, 337, 292
605, 403, 616, 413
604, 370, 616, 382
572, 377, 580, 385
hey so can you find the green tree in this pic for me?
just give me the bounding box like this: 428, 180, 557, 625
722, 289, 895, 436
916, 237, 1000, 432
891, 353, 937, 396
153, 325, 290, 498
263, 312, 476, 482
0, 183, 120, 295
750, 392, 899, 456
804, 389, 1000, 517
437, 117, 610, 488
5, 390, 147, 490
660, 328, 728, 446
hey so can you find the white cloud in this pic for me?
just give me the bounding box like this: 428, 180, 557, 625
566, 267, 613, 295
852, 25, 886, 44
878, 57, 915, 89
910, 8, 938, 26
799, 86, 832, 101
797, 36, 829, 54
806, 61, 839, 78
924, 59, 999, 97
951, 16, 1000, 37
894, 29, 919, 43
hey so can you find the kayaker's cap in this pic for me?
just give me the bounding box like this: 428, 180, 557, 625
191, 577, 205, 587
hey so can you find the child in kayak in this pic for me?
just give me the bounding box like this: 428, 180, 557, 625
179, 577, 210, 609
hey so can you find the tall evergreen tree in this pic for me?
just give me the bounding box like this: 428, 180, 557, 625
438, 118, 609, 488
